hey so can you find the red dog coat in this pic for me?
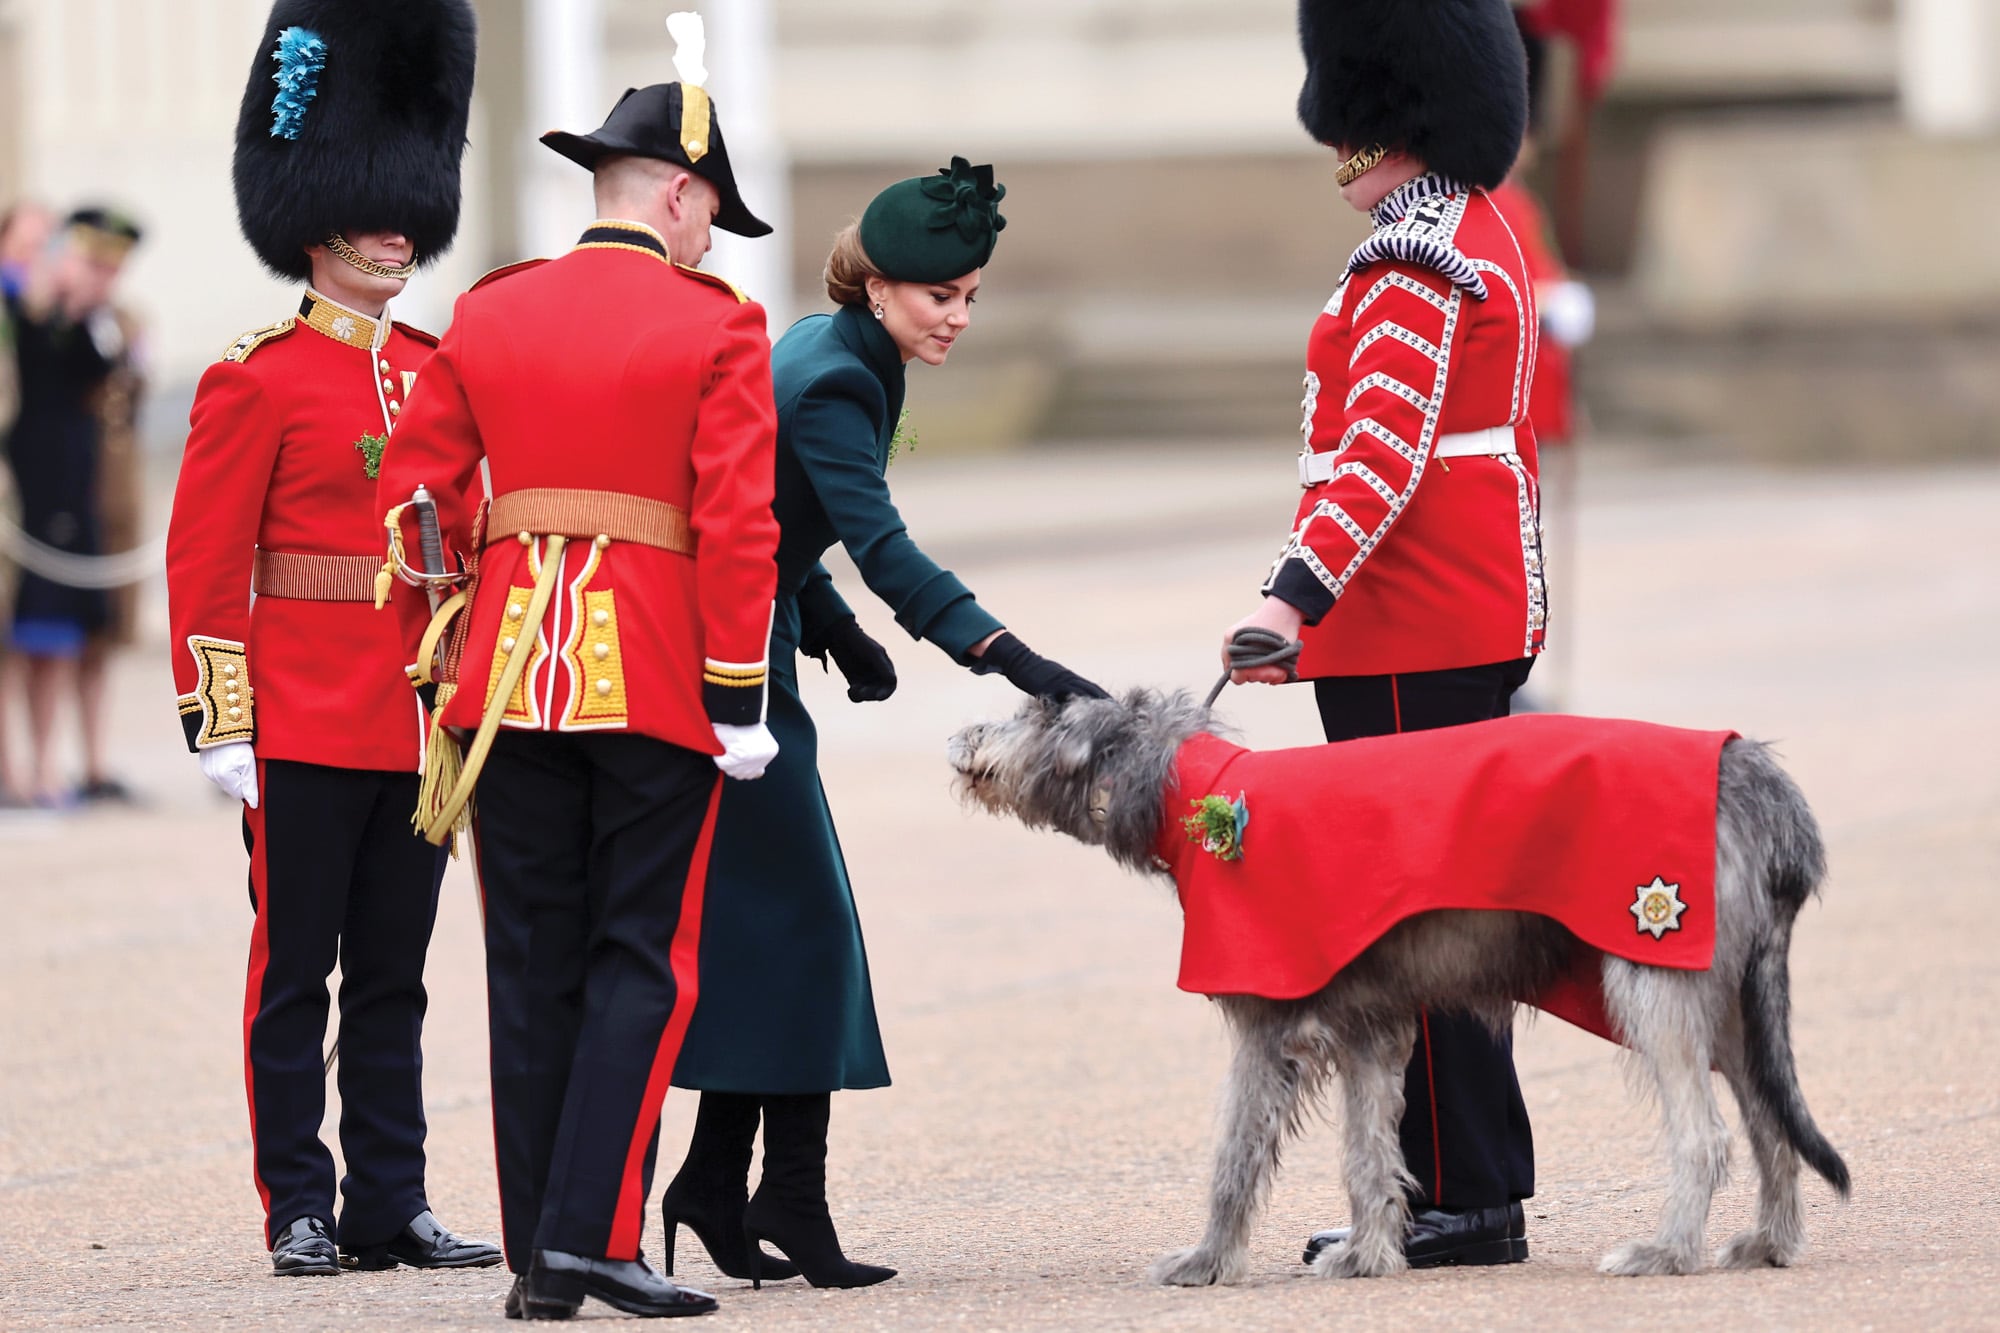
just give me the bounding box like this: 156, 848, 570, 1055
1156, 715, 1737, 1043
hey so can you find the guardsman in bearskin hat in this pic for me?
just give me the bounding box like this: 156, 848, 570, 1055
373, 11, 780, 1319
1219, 0, 1545, 1269
164, 0, 501, 1278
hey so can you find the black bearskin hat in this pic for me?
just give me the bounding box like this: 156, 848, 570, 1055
1296, 0, 1529, 189
232, 0, 477, 281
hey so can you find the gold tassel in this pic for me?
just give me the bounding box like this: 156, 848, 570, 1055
376, 503, 410, 609
413, 695, 470, 855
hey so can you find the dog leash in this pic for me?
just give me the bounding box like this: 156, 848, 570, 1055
1203, 627, 1303, 710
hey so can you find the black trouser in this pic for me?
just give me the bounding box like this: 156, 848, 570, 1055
240, 759, 447, 1248
476, 730, 721, 1270
1315, 658, 1537, 1210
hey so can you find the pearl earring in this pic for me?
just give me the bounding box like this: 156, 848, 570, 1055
872, 302, 885, 320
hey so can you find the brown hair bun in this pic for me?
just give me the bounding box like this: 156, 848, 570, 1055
823, 221, 885, 307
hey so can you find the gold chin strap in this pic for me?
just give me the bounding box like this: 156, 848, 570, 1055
326, 233, 420, 280
1336, 144, 1389, 188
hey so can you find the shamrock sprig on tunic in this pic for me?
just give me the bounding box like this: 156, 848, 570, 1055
355, 432, 389, 480
888, 407, 918, 466
1183, 792, 1250, 862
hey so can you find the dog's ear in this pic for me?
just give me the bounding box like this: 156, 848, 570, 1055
1056, 731, 1095, 774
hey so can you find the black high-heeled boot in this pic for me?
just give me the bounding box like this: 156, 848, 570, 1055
741, 1093, 896, 1291
661, 1092, 800, 1282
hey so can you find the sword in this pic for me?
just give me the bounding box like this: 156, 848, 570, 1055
411, 483, 449, 614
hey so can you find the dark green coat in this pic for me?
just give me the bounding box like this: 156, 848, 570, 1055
672, 305, 1002, 1093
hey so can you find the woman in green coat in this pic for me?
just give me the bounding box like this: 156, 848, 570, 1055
664, 159, 1105, 1289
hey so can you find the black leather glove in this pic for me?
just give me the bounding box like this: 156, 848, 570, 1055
804, 616, 897, 702
970, 632, 1110, 703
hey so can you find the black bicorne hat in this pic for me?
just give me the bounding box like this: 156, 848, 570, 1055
232, 0, 477, 282
1296, 0, 1529, 189
541, 83, 773, 239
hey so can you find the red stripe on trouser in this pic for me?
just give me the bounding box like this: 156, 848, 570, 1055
1391, 679, 1441, 1202
241, 763, 275, 1241
604, 777, 724, 1260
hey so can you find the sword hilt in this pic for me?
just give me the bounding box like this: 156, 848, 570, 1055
412, 484, 448, 580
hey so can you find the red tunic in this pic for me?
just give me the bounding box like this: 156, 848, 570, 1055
167, 292, 439, 771
1266, 175, 1547, 678
1157, 717, 1734, 1044
375, 223, 780, 753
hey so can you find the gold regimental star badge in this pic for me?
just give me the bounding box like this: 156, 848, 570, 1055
1630, 876, 1688, 940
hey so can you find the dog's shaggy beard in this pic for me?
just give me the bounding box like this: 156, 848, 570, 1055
949, 689, 1222, 878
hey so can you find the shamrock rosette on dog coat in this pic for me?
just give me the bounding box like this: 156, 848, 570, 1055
1155, 714, 1738, 1043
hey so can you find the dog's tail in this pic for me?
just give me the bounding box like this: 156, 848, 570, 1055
1735, 743, 1850, 1198
1742, 934, 1849, 1197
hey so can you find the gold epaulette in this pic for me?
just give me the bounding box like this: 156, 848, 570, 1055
221, 318, 297, 363
472, 258, 550, 291
675, 263, 748, 304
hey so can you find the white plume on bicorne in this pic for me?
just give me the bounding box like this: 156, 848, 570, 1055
667, 11, 708, 87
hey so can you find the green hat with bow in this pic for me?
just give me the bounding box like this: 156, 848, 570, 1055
859, 157, 1007, 283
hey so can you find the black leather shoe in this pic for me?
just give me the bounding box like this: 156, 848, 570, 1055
271, 1216, 340, 1277
342, 1210, 505, 1271
529, 1250, 718, 1318
1303, 1202, 1527, 1268
504, 1274, 581, 1321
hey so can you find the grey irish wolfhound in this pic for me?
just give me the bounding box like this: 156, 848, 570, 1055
948, 689, 1850, 1282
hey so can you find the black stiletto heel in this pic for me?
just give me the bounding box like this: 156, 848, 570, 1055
744, 1094, 896, 1290
661, 1092, 800, 1282
662, 1198, 799, 1281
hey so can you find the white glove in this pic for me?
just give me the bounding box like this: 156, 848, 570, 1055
199, 742, 260, 808
1539, 279, 1596, 349
712, 723, 779, 781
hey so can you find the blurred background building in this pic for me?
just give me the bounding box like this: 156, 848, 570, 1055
0, 0, 1996, 458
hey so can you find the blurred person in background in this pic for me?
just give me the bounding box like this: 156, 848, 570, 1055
1221, 0, 1546, 1270
1490, 156, 1593, 454
660, 158, 1106, 1292
1494, 1, 1603, 710
164, 0, 498, 1281
0, 206, 142, 807
0, 213, 17, 803
87, 273, 151, 714
0, 201, 56, 299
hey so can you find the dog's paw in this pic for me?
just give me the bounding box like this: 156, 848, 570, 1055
1309, 1236, 1407, 1280
1599, 1240, 1702, 1277
1715, 1230, 1798, 1270
1148, 1246, 1244, 1287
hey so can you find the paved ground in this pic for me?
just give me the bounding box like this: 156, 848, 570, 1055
3, 443, 1996, 1330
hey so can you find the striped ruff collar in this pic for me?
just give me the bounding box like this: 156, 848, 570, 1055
1369, 174, 1471, 229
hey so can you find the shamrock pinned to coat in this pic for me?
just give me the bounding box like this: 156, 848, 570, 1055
355, 431, 389, 480
1183, 792, 1250, 862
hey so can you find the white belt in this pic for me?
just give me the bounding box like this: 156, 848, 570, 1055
1298, 425, 1518, 487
